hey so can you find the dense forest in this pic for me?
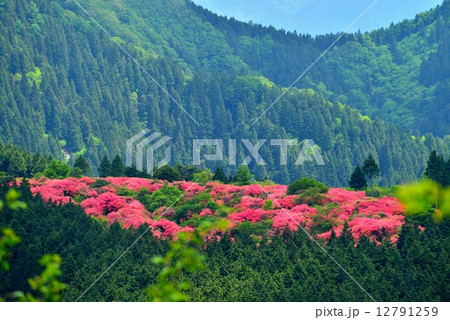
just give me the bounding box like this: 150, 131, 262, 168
0, 0, 449, 185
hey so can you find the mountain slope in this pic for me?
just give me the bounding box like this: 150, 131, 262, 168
5, 0, 447, 135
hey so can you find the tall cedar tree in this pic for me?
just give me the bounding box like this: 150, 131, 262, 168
424, 151, 445, 185
362, 154, 380, 192
110, 155, 125, 177
213, 167, 227, 183
349, 165, 367, 190
235, 166, 253, 185
73, 156, 90, 176
98, 156, 111, 178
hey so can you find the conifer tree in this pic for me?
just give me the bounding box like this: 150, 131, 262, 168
110, 155, 125, 177
424, 150, 444, 185
235, 165, 253, 185
98, 156, 111, 178
213, 167, 227, 183
362, 154, 380, 192
349, 165, 367, 190
73, 155, 90, 176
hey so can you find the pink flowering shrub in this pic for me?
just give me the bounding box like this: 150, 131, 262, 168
179, 181, 207, 194
327, 188, 366, 204
149, 219, 182, 239
29, 177, 408, 245
105, 177, 163, 192
199, 208, 214, 217
228, 209, 272, 223
236, 196, 265, 209
272, 205, 317, 233
243, 184, 266, 196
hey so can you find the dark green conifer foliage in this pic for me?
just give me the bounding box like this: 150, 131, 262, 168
213, 167, 227, 183
110, 155, 125, 177
73, 155, 90, 176
424, 151, 445, 184
363, 154, 381, 192
153, 165, 182, 182
235, 166, 253, 185
98, 156, 111, 178
349, 165, 367, 190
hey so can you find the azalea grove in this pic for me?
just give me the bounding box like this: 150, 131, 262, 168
27, 177, 408, 245
2, 178, 448, 302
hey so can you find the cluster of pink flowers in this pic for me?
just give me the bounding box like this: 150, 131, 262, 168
326, 188, 366, 204
323, 189, 405, 244
272, 204, 317, 233
105, 177, 163, 192
229, 208, 277, 223
30, 177, 95, 204
29, 177, 407, 244
179, 181, 207, 194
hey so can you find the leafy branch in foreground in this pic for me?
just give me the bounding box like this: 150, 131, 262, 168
0, 189, 66, 301
13, 254, 67, 302
396, 179, 450, 221
0, 189, 26, 271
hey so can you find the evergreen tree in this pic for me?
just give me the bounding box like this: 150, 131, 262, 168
98, 156, 111, 178
7, 151, 26, 177
424, 151, 445, 185
213, 167, 227, 183
43, 160, 70, 179
235, 166, 253, 185
362, 154, 380, 192
349, 165, 367, 190
73, 155, 90, 176
153, 165, 182, 182
110, 155, 125, 177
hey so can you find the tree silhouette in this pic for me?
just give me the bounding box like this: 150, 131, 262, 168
362, 154, 380, 193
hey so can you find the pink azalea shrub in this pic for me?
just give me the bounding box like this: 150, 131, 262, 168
29, 177, 408, 244
236, 196, 265, 209
105, 177, 163, 192
327, 188, 366, 204
272, 205, 317, 233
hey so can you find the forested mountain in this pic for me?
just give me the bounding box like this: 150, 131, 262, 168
0, 0, 449, 185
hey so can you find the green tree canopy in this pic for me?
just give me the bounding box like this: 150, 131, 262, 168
43, 160, 70, 179
349, 165, 367, 190
98, 156, 111, 178
153, 165, 182, 182
362, 154, 380, 192
73, 155, 90, 176
110, 155, 125, 177
235, 166, 253, 185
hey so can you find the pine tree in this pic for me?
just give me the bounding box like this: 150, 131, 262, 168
424, 151, 444, 185
349, 165, 367, 190
235, 165, 253, 185
73, 155, 90, 176
7, 151, 27, 177
362, 154, 380, 193
213, 167, 227, 183
98, 156, 111, 178
110, 155, 125, 177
